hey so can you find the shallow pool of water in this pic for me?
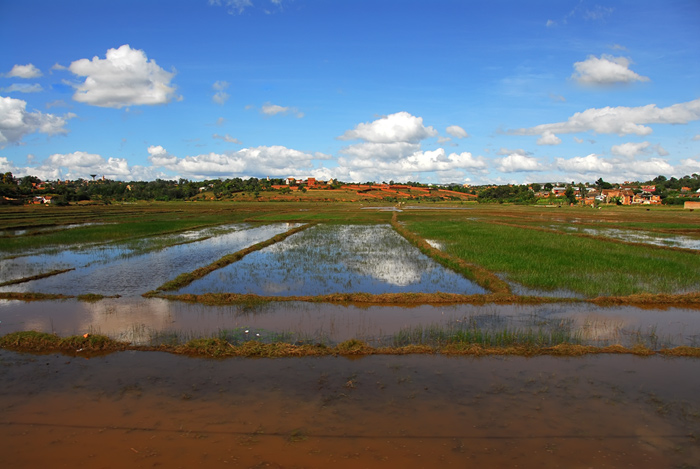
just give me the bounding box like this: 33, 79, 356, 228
177, 225, 486, 296
1, 351, 698, 468
562, 226, 700, 250
0, 224, 297, 297
1, 298, 698, 348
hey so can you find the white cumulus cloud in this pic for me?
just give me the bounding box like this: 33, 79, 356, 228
556, 154, 614, 173
536, 131, 562, 145
611, 141, 668, 158
509, 98, 700, 137
339, 111, 438, 143
67, 44, 178, 108
5, 64, 42, 79
497, 153, 543, 173
30, 151, 157, 180
572, 55, 649, 85
339, 142, 420, 161
0, 96, 75, 147
147, 145, 317, 179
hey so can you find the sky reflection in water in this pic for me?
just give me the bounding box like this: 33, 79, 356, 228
178, 224, 486, 296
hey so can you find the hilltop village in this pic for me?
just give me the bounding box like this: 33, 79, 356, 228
1, 171, 699, 207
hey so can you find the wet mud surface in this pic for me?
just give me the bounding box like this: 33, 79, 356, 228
1, 351, 698, 468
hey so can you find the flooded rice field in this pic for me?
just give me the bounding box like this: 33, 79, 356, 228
0, 224, 296, 297
1, 218, 699, 466
1, 351, 698, 468
0, 221, 110, 237
176, 225, 486, 296
1, 298, 699, 348
560, 225, 700, 250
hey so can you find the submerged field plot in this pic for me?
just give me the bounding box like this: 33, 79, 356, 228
175, 224, 486, 296
0, 223, 297, 297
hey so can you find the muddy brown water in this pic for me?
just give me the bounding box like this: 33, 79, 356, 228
1, 351, 698, 468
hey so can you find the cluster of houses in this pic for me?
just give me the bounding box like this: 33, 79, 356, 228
533, 184, 700, 206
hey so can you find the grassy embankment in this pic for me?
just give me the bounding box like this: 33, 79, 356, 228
399, 212, 700, 298
2, 330, 699, 358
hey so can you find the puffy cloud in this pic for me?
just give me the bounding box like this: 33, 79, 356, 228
1, 84, 43, 93
68, 44, 178, 108
148, 145, 317, 179
339, 142, 420, 160
46, 151, 105, 168
24, 151, 160, 181
611, 141, 668, 158
676, 158, 700, 175
147, 145, 179, 167
337, 148, 487, 183
536, 131, 561, 145
5, 64, 42, 78
616, 158, 674, 178
339, 111, 438, 143
0, 96, 74, 146
212, 81, 230, 105
261, 102, 303, 118
212, 133, 242, 144
572, 55, 649, 85
496, 153, 543, 172
509, 98, 700, 137
692, 134, 700, 141
555, 154, 614, 173
446, 125, 469, 139
554, 154, 675, 180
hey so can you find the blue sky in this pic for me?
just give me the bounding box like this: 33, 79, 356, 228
1, 0, 699, 184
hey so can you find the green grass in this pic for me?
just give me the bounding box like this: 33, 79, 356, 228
391, 321, 581, 347
0, 202, 258, 254
403, 218, 700, 297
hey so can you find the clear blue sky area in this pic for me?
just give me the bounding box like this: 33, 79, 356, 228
1, 0, 699, 184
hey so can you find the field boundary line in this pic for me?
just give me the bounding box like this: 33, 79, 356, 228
390, 212, 512, 295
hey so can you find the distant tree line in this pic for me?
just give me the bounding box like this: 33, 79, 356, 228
1, 171, 699, 205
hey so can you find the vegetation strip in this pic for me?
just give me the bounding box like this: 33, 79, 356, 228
390, 212, 511, 294
0, 268, 75, 287
482, 219, 700, 256
150, 223, 316, 292
0, 292, 119, 302
143, 291, 539, 305
2, 332, 699, 358
144, 290, 700, 308
0, 292, 73, 301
